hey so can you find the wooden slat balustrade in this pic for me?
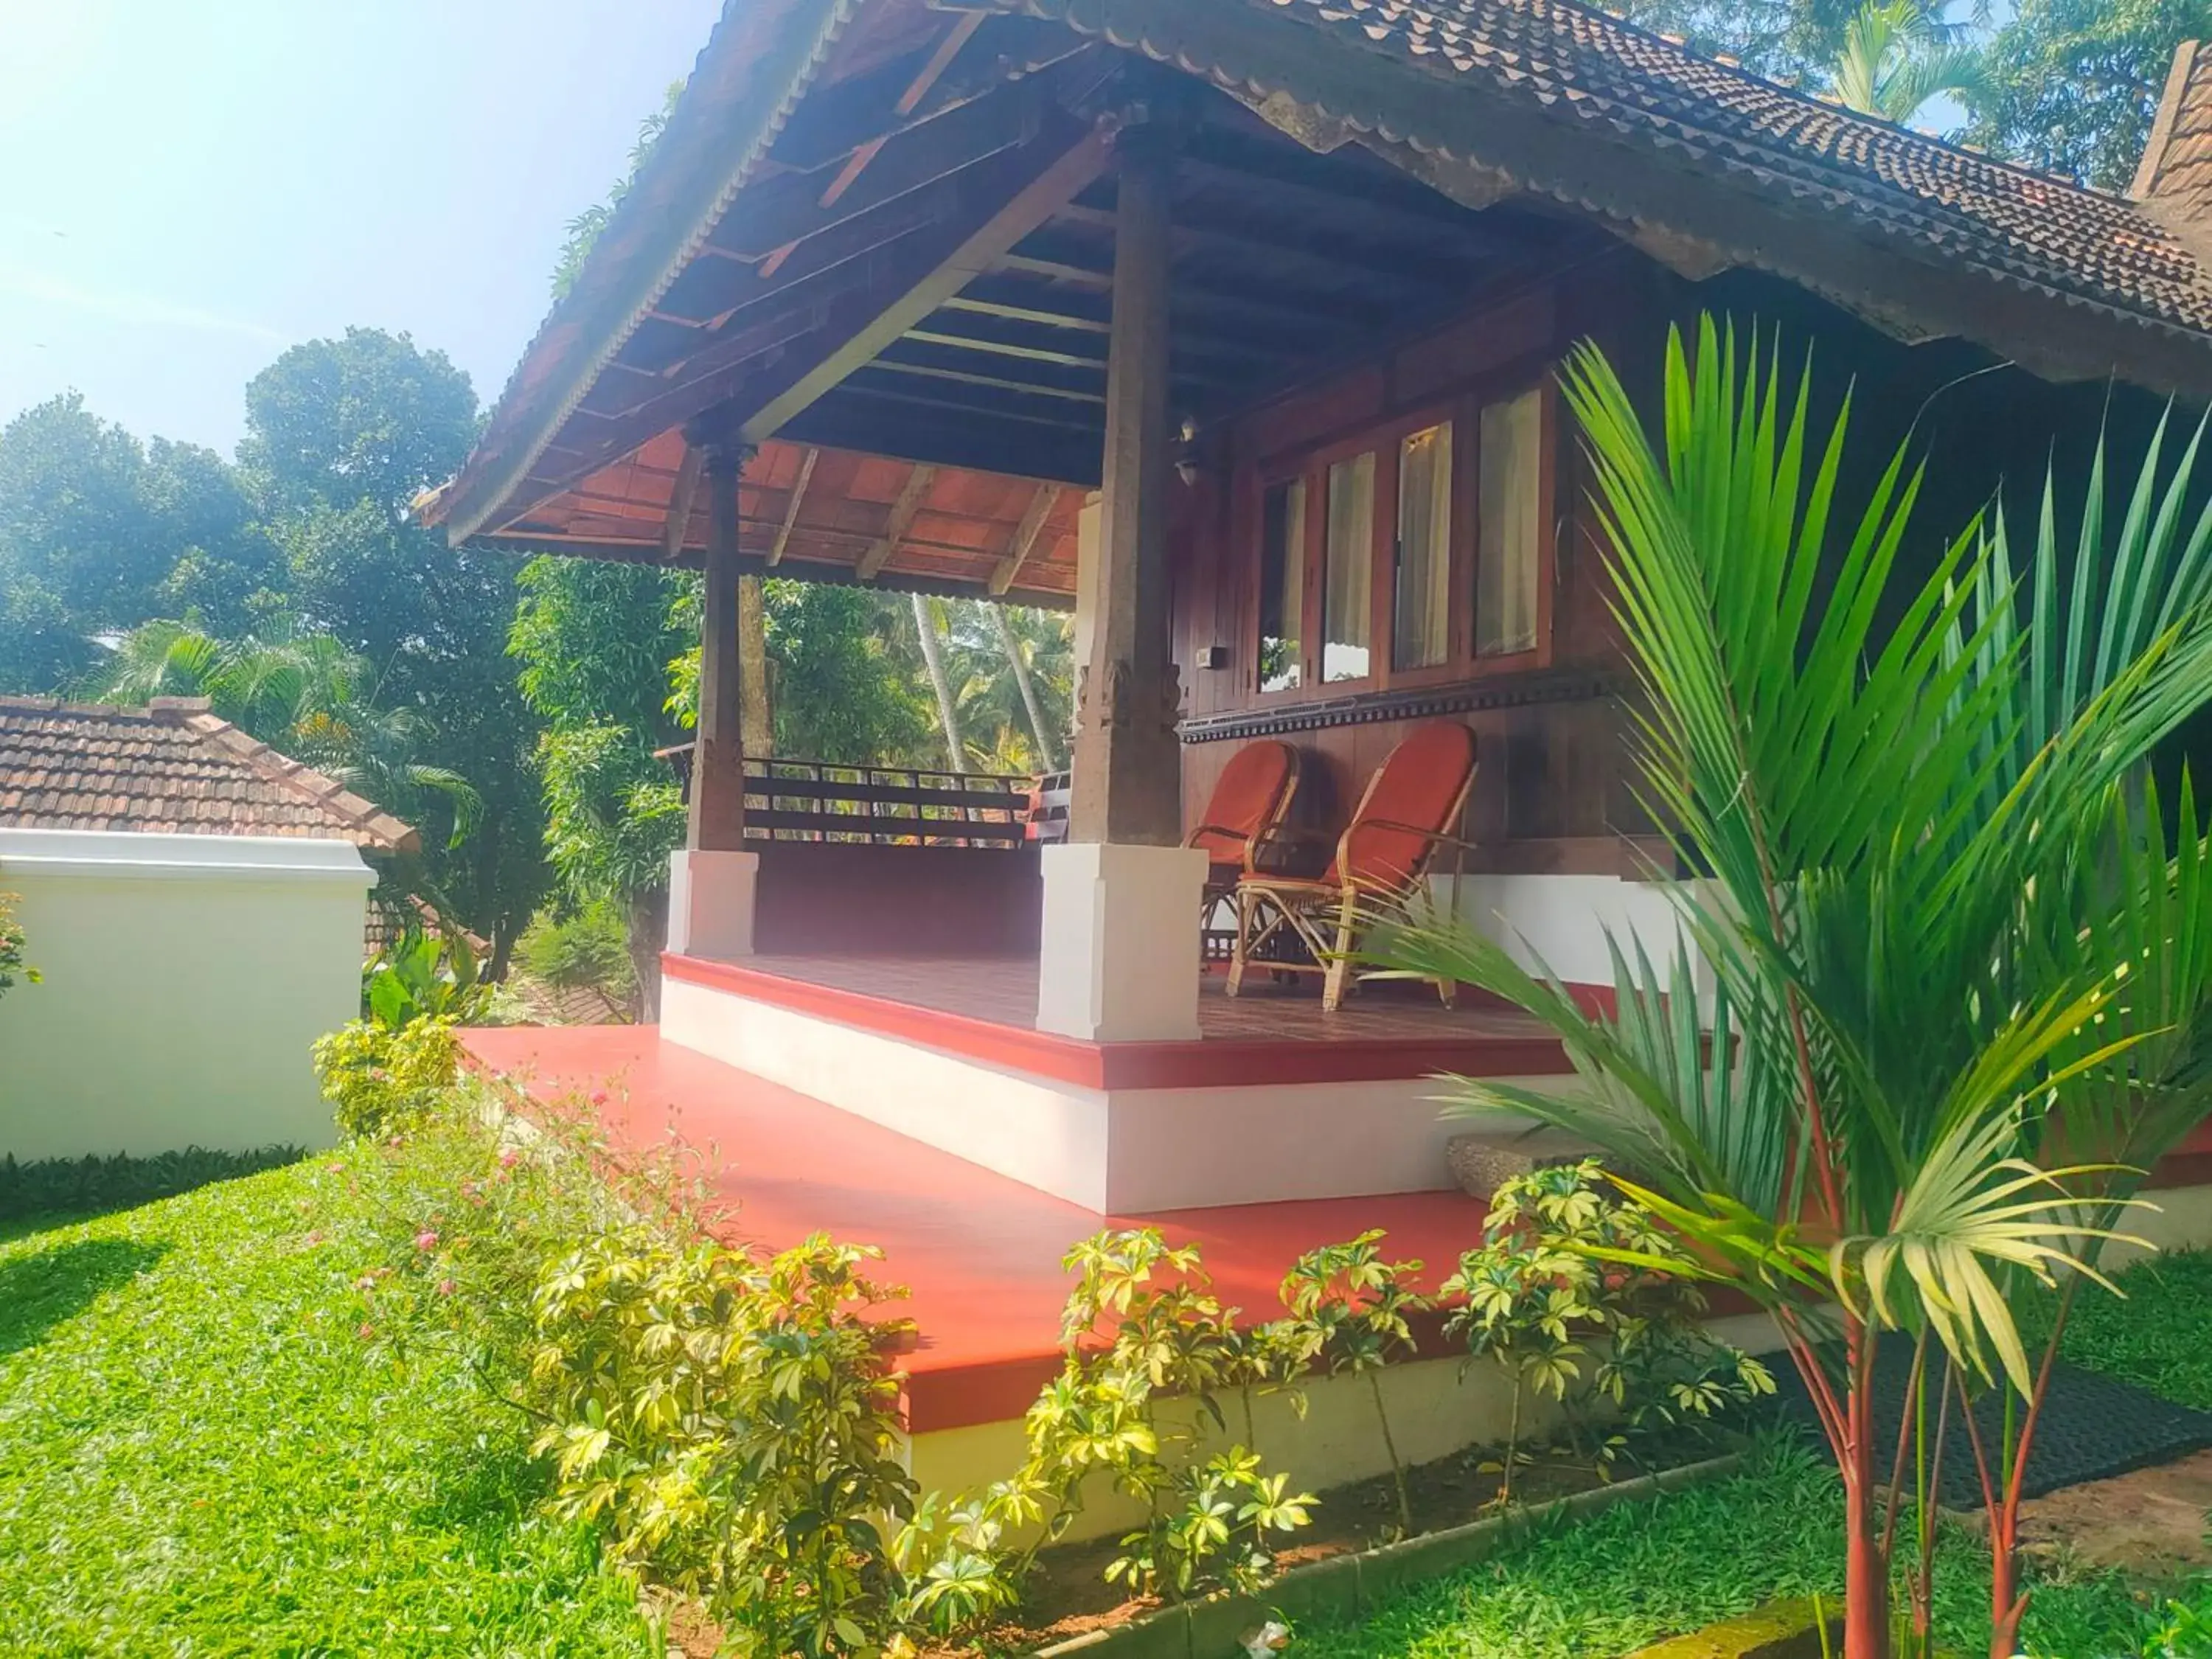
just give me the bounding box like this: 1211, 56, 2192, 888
657, 744, 1035, 847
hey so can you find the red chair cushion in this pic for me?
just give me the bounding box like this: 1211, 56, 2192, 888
1333, 723, 1477, 891
1191, 741, 1296, 868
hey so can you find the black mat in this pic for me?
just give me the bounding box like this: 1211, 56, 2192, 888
1763, 1343, 2212, 1509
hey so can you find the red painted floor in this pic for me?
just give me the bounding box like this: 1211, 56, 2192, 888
462, 1025, 1489, 1430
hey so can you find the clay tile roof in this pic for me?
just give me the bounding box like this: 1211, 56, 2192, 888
1217, 0, 2212, 341
0, 696, 419, 855
2137, 41, 2212, 271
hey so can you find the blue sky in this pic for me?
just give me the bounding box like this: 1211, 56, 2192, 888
0, 0, 726, 456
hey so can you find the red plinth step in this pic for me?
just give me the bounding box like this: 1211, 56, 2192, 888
462, 1026, 1489, 1431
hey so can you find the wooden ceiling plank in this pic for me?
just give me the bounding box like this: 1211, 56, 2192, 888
856, 464, 939, 580
660, 443, 707, 560
942, 291, 1113, 334
765, 445, 821, 568
988, 483, 1063, 597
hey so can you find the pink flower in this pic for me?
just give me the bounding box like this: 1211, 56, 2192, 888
304, 1231, 324, 1248
497, 1148, 521, 1169
589, 1089, 610, 1107
437, 1278, 457, 1298
357, 1322, 375, 1342
414, 1230, 439, 1252
388, 1135, 405, 1149
328, 1160, 346, 1175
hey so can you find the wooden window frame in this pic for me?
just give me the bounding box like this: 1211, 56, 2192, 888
1242, 372, 1559, 702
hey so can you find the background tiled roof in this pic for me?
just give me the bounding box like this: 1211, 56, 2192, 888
0, 697, 417, 853
2138, 40, 2212, 273
1253, 0, 2212, 337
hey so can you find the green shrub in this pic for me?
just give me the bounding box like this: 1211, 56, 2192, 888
0, 1145, 305, 1225
362, 933, 487, 1029
1013, 1228, 1318, 1600
1279, 1230, 1428, 1535
0, 891, 37, 999
1441, 1161, 1773, 1500
518, 900, 635, 1001
528, 1228, 971, 1655
312, 1016, 461, 1139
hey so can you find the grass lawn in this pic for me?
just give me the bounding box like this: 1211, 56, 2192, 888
1294, 1253, 2212, 1659
0, 1154, 654, 1657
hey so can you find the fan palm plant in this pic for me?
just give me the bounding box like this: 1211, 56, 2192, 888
1369, 318, 2212, 1659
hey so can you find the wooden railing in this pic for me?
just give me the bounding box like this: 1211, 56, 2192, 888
658, 745, 1035, 846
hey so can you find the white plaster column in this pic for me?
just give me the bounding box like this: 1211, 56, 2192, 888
666, 848, 759, 961
1037, 841, 1206, 1041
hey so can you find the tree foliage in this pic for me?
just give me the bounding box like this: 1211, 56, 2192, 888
1964, 0, 2212, 191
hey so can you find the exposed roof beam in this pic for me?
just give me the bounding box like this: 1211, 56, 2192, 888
729, 116, 1118, 448
767, 18, 1093, 172
778, 392, 1103, 487
815, 13, 990, 213
661, 443, 706, 560
709, 72, 1068, 262
856, 465, 939, 580
867, 353, 1105, 405
989, 483, 1063, 596
464, 531, 1077, 611
765, 445, 821, 567
943, 290, 1112, 334
511, 120, 1113, 512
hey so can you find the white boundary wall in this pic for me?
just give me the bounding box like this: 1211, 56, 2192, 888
0, 828, 370, 1161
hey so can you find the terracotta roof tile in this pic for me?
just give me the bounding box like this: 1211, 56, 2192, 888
0, 697, 419, 854
1245, 0, 2212, 339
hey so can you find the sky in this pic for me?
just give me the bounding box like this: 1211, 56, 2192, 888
0, 0, 726, 457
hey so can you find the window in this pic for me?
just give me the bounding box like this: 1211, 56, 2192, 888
1248, 378, 1548, 692
1322, 451, 1374, 683
1477, 389, 1543, 658
1393, 422, 1453, 670
1258, 479, 1305, 693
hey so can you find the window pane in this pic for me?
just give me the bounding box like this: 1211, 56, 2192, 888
1323, 451, 1374, 682
1477, 389, 1543, 658
1393, 422, 1453, 670
1258, 479, 1305, 693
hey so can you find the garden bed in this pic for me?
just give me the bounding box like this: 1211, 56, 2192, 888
969, 1434, 1739, 1655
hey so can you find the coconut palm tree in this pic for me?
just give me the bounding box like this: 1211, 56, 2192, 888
1371, 319, 2212, 1659
1829, 0, 1986, 126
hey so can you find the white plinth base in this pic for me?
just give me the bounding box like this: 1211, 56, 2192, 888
1034, 841, 1208, 1042
667, 849, 759, 960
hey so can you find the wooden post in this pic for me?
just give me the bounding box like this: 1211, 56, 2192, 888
688, 442, 749, 852
1068, 122, 1182, 846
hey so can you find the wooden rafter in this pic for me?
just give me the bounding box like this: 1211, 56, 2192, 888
661, 444, 706, 560
856, 465, 939, 581
513, 118, 1113, 509
765, 445, 820, 568
989, 484, 1063, 597
730, 117, 1118, 449
815, 13, 989, 215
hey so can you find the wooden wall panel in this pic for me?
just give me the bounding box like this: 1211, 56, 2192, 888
1173, 252, 1653, 875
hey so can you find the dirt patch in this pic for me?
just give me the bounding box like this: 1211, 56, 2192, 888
2015, 1447, 2212, 1578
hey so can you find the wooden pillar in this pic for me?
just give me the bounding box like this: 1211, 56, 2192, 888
1068, 122, 1182, 847
688, 443, 749, 852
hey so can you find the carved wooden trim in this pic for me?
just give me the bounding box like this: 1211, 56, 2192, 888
1177, 666, 1622, 743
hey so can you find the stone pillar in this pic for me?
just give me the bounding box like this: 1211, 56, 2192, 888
1037, 122, 1206, 1042
669, 442, 759, 961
